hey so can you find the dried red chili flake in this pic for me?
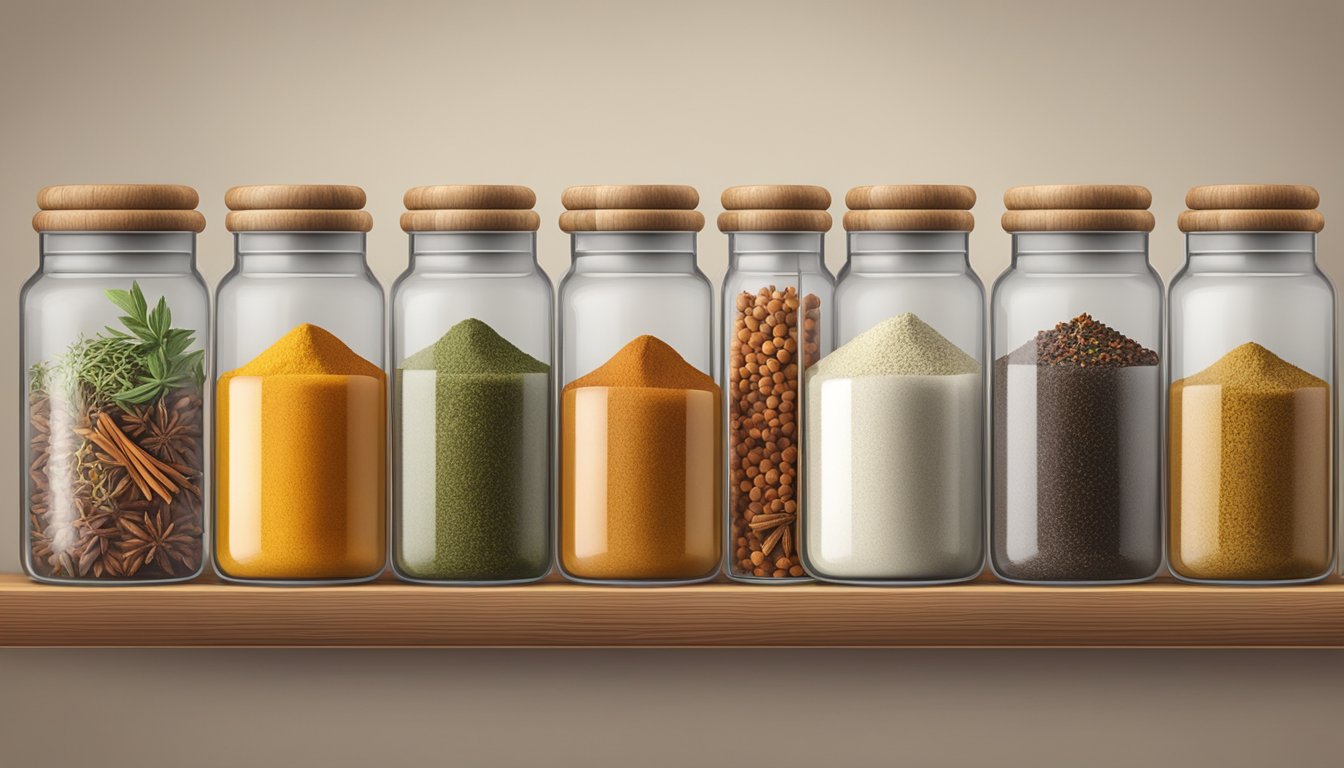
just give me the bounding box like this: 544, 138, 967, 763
1012, 313, 1158, 367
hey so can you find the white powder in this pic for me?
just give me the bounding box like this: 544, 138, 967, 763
805, 313, 983, 581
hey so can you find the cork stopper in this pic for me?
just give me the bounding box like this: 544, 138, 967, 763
560, 185, 704, 232
225, 184, 372, 232
843, 184, 976, 232
33, 184, 205, 233
1002, 184, 1155, 233
718, 185, 832, 232
401, 185, 539, 232
1179, 184, 1324, 233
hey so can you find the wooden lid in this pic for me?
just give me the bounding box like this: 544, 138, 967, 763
844, 209, 974, 232
37, 184, 199, 211
1178, 209, 1324, 233
846, 185, 975, 211
225, 185, 367, 211
226, 209, 373, 232
401, 209, 540, 232
718, 210, 832, 233
561, 185, 699, 211
1004, 185, 1152, 211
721, 185, 830, 211
1186, 184, 1319, 210
558, 209, 705, 233
33, 209, 206, 233
1002, 209, 1155, 233
404, 185, 536, 211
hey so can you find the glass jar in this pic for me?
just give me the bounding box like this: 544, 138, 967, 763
22, 185, 209, 583
991, 185, 1163, 584
391, 186, 553, 584
557, 185, 721, 584
804, 185, 985, 584
718, 185, 834, 582
214, 185, 386, 584
1169, 185, 1334, 583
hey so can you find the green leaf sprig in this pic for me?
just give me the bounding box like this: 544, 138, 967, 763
102, 283, 205, 405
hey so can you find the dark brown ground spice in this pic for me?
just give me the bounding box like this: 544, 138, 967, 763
992, 313, 1161, 582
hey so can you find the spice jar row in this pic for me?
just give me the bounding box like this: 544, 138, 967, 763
19, 183, 1335, 588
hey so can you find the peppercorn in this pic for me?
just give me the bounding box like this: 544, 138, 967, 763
728, 286, 820, 580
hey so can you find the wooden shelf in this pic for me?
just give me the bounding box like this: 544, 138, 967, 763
2, 573, 1343, 648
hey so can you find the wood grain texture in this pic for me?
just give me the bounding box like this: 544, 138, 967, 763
1002, 208, 1155, 232
721, 185, 830, 211
403, 185, 536, 210
37, 184, 198, 210
1004, 184, 1151, 210
400, 209, 541, 232
717, 210, 832, 232
1177, 208, 1325, 233
225, 209, 374, 232
225, 185, 367, 211
845, 184, 976, 211
561, 185, 699, 210
2, 574, 1342, 648
1186, 184, 1319, 210
558, 209, 705, 232
32, 209, 206, 233
843, 209, 974, 232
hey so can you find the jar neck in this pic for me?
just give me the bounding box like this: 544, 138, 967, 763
39, 232, 196, 274
845, 231, 970, 274
570, 231, 698, 274
1011, 232, 1150, 273
1184, 232, 1318, 273
407, 231, 539, 275
727, 232, 825, 273
234, 231, 368, 275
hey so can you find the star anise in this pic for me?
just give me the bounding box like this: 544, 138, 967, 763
117, 508, 198, 577
120, 398, 201, 466
77, 507, 126, 578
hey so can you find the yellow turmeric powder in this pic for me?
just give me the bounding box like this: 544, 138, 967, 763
216, 323, 387, 581
561, 335, 722, 582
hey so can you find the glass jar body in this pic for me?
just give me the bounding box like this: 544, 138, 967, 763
804, 232, 985, 584
990, 232, 1163, 584
557, 232, 721, 584
214, 232, 387, 584
21, 233, 209, 584
390, 232, 553, 584
722, 233, 833, 582
1168, 232, 1335, 583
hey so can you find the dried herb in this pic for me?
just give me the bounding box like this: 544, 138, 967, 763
25, 282, 205, 582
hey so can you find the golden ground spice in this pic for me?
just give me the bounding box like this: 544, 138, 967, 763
1170, 342, 1330, 581
216, 324, 386, 581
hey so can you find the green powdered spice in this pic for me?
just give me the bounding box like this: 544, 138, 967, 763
396, 318, 550, 582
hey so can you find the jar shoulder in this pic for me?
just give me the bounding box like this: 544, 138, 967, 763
22, 269, 208, 310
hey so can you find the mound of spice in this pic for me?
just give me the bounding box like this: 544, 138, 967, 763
806, 313, 982, 581
1170, 342, 1330, 581
561, 335, 722, 582
728, 285, 820, 579
26, 282, 205, 581
993, 313, 1161, 582
217, 323, 386, 581
397, 319, 550, 582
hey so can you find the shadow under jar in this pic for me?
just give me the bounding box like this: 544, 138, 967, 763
804, 185, 985, 585
391, 186, 553, 584
991, 185, 1163, 584
22, 185, 209, 584
557, 185, 722, 585
1169, 185, 1334, 584
718, 185, 835, 583
214, 185, 386, 585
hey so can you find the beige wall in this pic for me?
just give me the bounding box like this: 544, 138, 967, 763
0, 0, 1340, 763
